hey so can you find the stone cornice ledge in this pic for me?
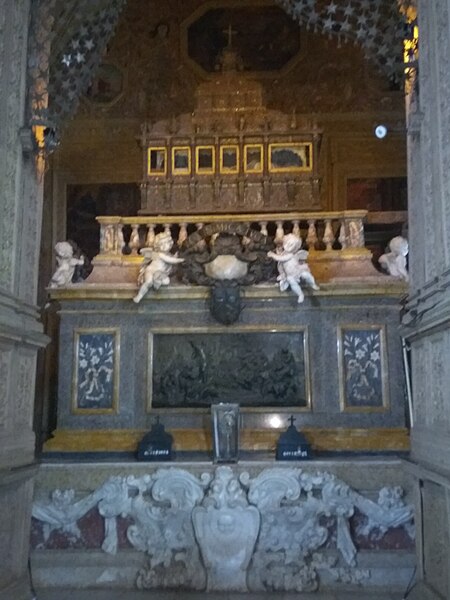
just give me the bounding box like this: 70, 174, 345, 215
0, 462, 39, 488
0, 287, 42, 318
48, 280, 407, 301
400, 268, 450, 339
0, 288, 49, 348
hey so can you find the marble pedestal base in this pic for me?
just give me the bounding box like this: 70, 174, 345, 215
31, 459, 415, 594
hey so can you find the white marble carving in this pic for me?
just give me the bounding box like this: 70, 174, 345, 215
32, 467, 414, 592
131, 470, 207, 590
204, 254, 249, 280
48, 241, 84, 288
378, 236, 409, 280
133, 232, 184, 303
355, 486, 415, 540
192, 466, 260, 591
33, 488, 105, 542
268, 234, 319, 303
245, 469, 361, 591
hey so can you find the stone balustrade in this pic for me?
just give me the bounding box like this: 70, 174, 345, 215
96, 210, 368, 260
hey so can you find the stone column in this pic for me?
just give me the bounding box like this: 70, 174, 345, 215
0, 0, 48, 598
402, 2, 450, 598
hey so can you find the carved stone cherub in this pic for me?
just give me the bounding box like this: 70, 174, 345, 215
48, 242, 85, 288
378, 236, 409, 281
133, 232, 184, 303
267, 233, 319, 303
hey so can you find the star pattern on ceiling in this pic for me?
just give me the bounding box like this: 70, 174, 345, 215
29, 0, 126, 137
276, 0, 410, 80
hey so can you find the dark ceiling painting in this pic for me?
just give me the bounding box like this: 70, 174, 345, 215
187, 5, 301, 74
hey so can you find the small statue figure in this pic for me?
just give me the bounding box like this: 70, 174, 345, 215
133, 232, 184, 303
48, 241, 85, 288
267, 233, 319, 303
378, 236, 409, 281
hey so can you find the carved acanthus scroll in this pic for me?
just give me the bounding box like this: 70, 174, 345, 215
32, 466, 415, 592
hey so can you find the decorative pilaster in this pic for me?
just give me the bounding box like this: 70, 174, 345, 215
0, 2, 49, 598
402, 2, 450, 598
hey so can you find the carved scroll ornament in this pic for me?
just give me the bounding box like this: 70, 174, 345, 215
33, 466, 414, 592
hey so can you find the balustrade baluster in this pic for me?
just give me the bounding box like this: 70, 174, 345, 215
101, 224, 116, 255
178, 223, 188, 246
116, 224, 125, 255
306, 219, 318, 250
99, 223, 107, 254
275, 221, 284, 244
259, 221, 268, 237
338, 220, 348, 249
195, 223, 204, 231
323, 219, 334, 251
348, 218, 365, 248
146, 224, 156, 248
292, 220, 301, 239
130, 224, 140, 255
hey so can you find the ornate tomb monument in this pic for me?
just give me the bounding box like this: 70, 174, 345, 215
46, 42, 408, 450
37, 15, 413, 595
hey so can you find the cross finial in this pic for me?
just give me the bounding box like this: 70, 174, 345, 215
288, 415, 296, 427
223, 23, 237, 47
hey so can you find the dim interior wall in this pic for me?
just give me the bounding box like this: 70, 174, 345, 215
329, 130, 407, 211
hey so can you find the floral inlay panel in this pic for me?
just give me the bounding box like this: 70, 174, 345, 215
339, 327, 388, 412
73, 329, 120, 413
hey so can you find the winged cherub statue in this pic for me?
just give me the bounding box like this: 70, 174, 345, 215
133, 232, 184, 303
267, 233, 319, 303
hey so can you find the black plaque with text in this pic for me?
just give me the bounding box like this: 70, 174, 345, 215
276, 416, 312, 461
137, 418, 173, 461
